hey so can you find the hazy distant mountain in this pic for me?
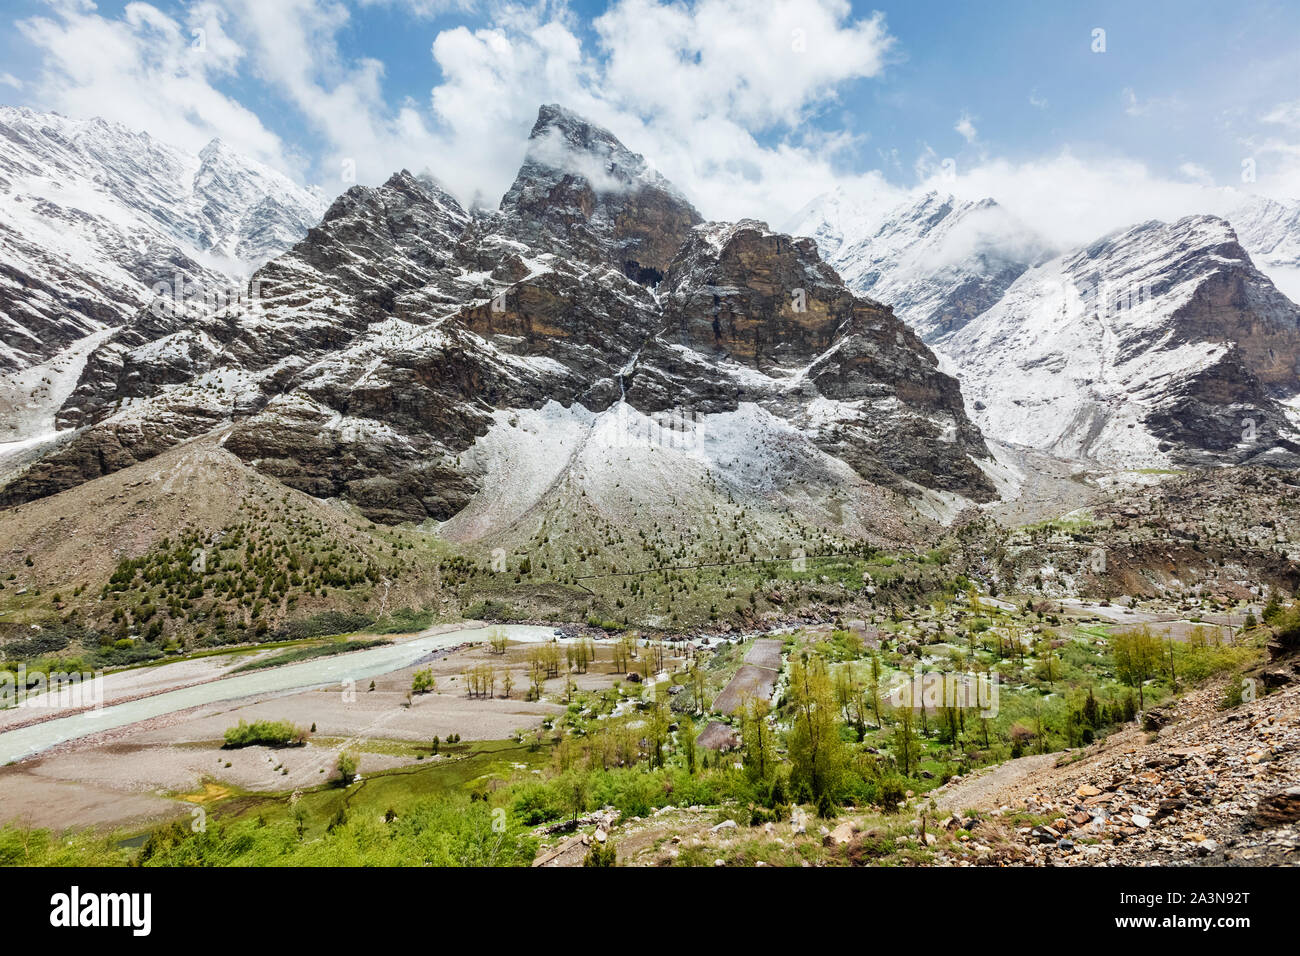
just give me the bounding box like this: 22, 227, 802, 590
789, 190, 1050, 343
944, 215, 1300, 468
0, 106, 326, 372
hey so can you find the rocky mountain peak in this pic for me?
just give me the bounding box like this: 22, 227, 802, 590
498, 104, 702, 282
197, 136, 234, 161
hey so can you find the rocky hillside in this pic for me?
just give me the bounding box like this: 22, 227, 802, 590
0, 432, 447, 650
0, 105, 996, 539
952, 676, 1300, 866
952, 467, 1300, 603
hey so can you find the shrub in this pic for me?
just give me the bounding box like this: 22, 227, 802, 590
583, 840, 617, 867
129, 796, 538, 866
510, 782, 563, 825
222, 719, 307, 748
335, 750, 359, 785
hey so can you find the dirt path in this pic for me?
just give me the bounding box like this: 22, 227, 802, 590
933, 753, 1057, 813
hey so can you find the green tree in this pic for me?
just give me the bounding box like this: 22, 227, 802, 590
787, 654, 848, 805
891, 691, 921, 777
561, 769, 589, 824
679, 718, 698, 775
335, 749, 359, 786
1111, 627, 1162, 710
741, 697, 776, 784
412, 667, 435, 695
866, 651, 882, 726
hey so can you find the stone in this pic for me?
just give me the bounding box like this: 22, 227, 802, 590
823, 822, 858, 847
1252, 786, 1300, 826
1154, 798, 1186, 819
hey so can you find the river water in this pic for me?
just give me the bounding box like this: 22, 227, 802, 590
0, 623, 559, 765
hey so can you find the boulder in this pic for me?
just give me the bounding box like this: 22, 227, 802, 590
1252, 786, 1300, 826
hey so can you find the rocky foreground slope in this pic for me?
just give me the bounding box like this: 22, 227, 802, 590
950, 675, 1300, 866
0, 105, 996, 537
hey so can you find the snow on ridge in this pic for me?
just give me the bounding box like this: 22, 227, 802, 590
0, 107, 330, 372
942, 215, 1298, 466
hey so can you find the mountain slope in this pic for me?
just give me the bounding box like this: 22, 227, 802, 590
944, 215, 1300, 467
0, 431, 447, 650
1229, 193, 1300, 304
0, 107, 326, 373
791, 191, 1050, 343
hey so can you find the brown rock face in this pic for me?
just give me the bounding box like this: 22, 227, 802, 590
664, 220, 995, 501
498, 104, 702, 282
1165, 263, 1300, 393
665, 223, 847, 367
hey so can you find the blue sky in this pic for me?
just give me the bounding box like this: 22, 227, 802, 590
3, 0, 1299, 242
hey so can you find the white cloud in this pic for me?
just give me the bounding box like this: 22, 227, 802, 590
1177, 161, 1213, 185
954, 112, 977, 143
12, 0, 896, 225
1122, 87, 1183, 119
1239, 135, 1300, 200
0, 73, 23, 90
14, 0, 1300, 250
1262, 100, 1300, 130
16, 1, 291, 171
919, 151, 1234, 251
423, 0, 899, 221
593, 0, 892, 129
354, 0, 475, 16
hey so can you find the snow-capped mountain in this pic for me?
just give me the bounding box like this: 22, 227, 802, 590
0, 107, 326, 373
784, 185, 902, 264
0, 105, 996, 534
790, 191, 1050, 343
944, 215, 1300, 467
1228, 194, 1300, 304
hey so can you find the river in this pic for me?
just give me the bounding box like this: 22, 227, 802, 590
0, 623, 559, 765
